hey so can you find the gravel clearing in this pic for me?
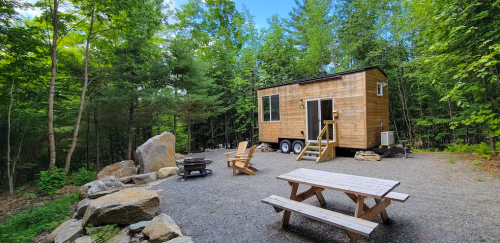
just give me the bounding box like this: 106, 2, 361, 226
148, 150, 500, 243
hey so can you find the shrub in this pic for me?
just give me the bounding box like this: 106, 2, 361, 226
37, 167, 67, 195
25, 193, 37, 199
86, 224, 120, 243
73, 167, 96, 186
445, 142, 493, 159
0, 194, 78, 243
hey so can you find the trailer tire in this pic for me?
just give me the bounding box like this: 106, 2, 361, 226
292, 140, 306, 154
280, 140, 292, 154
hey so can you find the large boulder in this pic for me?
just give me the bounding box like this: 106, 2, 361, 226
142, 214, 182, 243
87, 177, 125, 195
82, 188, 160, 227
136, 132, 175, 173
97, 160, 137, 179
131, 172, 158, 185
54, 219, 84, 243
158, 167, 179, 179
106, 227, 131, 243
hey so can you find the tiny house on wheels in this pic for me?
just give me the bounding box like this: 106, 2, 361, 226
257, 66, 389, 163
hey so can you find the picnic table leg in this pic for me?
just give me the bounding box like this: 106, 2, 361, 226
345, 193, 370, 212
348, 195, 365, 243
282, 182, 299, 227
374, 198, 390, 224
315, 189, 326, 207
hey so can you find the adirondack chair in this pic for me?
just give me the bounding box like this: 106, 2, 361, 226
232, 145, 258, 176
225, 141, 248, 167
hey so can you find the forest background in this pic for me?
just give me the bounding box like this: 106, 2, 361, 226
1, 0, 500, 193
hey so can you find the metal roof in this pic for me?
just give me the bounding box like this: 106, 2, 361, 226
257, 66, 387, 90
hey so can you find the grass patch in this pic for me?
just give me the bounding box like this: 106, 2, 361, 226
475, 177, 485, 182
448, 157, 456, 164
0, 193, 78, 243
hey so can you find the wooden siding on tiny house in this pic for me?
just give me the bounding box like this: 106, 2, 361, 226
365, 69, 389, 148
258, 68, 388, 149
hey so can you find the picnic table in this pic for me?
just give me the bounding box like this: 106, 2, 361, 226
262, 168, 409, 243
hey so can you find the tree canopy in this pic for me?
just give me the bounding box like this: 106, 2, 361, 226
1, 0, 499, 192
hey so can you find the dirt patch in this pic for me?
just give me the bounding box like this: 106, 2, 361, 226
0, 185, 78, 221
436, 153, 500, 178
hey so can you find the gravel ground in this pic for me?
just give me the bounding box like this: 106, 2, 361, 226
149, 150, 500, 243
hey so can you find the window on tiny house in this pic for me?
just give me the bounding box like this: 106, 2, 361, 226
261, 94, 280, 121
377, 82, 383, 96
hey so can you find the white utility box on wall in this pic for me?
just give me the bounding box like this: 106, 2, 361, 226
381, 131, 394, 146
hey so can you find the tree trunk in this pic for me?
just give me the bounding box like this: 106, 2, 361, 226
48, 0, 59, 170
127, 101, 135, 160
173, 114, 178, 136
94, 98, 100, 170
109, 132, 115, 162
64, 0, 96, 171
86, 114, 90, 169
188, 122, 191, 154
7, 79, 14, 194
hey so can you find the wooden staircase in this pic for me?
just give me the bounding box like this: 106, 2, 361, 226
297, 120, 338, 163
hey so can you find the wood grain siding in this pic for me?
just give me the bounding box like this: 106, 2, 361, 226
258, 72, 367, 148
364, 69, 389, 148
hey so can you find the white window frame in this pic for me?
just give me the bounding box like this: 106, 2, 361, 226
305, 97, 335, 142
261, 94, 280, 122
377, 82, 384, 96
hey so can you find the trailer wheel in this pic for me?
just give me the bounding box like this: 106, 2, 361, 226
292, 140, 306, 154
280, 140, 292, 154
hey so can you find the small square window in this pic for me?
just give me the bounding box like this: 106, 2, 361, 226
377, 82, 383, 96
261, 94, 280, 121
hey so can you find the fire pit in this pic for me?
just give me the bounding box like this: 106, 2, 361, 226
176, 157, 213, 181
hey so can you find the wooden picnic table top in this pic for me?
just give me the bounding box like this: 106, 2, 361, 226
277, 168, 400, 199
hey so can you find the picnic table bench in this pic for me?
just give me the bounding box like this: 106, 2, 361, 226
262, 168, 409, 243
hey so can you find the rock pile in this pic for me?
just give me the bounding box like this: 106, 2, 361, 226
255, 143, 274, 152
354, 151, 381, 161
46, 184, 192, 243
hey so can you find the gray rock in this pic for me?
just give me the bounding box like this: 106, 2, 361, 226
88, 189, 120, 199
131, 172, 158, 185
87, 176, 125, 195
76, 198, 91, 218
82, 188, 159, 227
106, 227, 130, 243
72, 211, 79, 219
164, 236, 193, 243
54, 219, 83, 243
46, 219, 77, 243
130, 221, 150, 233
142, 213, 182, 243
74, 235, 92, 243
79, 181, 95, 199
136, 132, 175, 173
